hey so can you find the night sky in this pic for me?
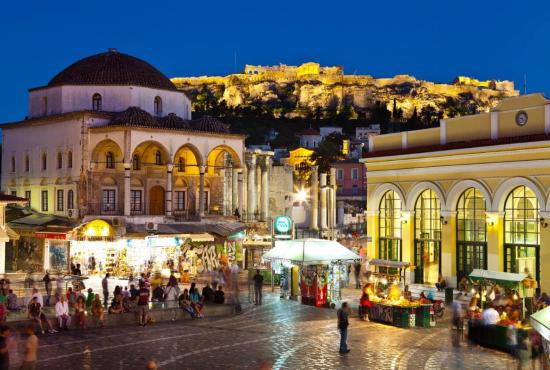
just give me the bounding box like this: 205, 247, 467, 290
1, 0, 548, 122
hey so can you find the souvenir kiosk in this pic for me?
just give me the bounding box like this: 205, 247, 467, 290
263, 238, 360, 308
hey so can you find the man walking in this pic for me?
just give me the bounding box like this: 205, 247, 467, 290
102, 273, 109, 306
354, 262, 362, 289
253, 270, 264, 305
138, 282, 150, 327
20, 324, 38, 370
42, 271, 51, 306
337, 302, 350, 354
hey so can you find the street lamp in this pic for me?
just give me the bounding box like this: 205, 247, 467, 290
296, 188, 308, 203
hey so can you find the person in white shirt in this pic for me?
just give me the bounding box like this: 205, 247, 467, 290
482, 305, 499, 325
55, 295, 71, 330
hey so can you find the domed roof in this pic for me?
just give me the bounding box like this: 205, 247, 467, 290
48, 49, 177, 91
158, 113, 192, 129
110, 107, 159, 127
192, 116, 230, 134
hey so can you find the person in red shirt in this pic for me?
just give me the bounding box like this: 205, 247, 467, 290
359, 291, 372, 321
137, 282, 150, 327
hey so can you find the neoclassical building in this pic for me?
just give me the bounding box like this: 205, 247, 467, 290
363, 94, 550, 291
1, 49, 273, 226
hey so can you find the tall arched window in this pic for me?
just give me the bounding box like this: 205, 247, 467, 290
105, 151, 114, 169
456, 188, 487, 281
25, 155, 29, 172
92, 93, 102, 111
41, 153, 47, 171
379, 190, 402, 263
155, 150, 162, 165
504, 186, 540, 281
67, 189, 74, 209
10, 156, 15, 173
57, 152, 63, 169
414, 189, 441, 284
67, 151, 73, 169
154, 96, 162, 115
132, 155, 140, 170
178, 157, 185, 172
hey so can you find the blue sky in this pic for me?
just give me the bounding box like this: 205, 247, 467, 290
0, 0, 548, 122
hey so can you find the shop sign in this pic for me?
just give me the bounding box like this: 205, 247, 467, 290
274, 216, 292, 234
35, 232, 67, 240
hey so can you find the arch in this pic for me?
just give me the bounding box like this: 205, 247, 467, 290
131, 140, 169, 167
405, 181, 446, 212
67, 151, 73, 169
493, 177, 545, 212
174, 177, 188, 187
41, 153, 47, 170
91, 139, 123, 170
446, 179, 493, 212
131, 177, 144, 187
173, 143, 203, 175
206, 145, 242, 175
57, 152, 63, 169
67, 189, 75, 209
101, 175, 117, 186
368, 183, 406, 212
92, 93, 102, 111
24, 155, 29, 172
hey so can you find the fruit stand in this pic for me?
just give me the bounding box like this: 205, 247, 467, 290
365, 259, 434, 328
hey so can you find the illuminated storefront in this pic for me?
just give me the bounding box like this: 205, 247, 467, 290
364, 94, 550, 290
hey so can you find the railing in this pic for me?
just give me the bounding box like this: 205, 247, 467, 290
87, 202, 123, 216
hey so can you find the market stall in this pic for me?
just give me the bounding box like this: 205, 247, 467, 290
263, 238, 359, 308
364, 259, 433, 328
466, 269, 532, 351
530, 306, 550, 361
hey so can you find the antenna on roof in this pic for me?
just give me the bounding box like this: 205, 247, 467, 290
523, 73, 527, 95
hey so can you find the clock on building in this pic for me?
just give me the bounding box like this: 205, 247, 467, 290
516, 110, 528, 126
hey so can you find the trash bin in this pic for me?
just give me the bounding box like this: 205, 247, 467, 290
445, 287, 454, 304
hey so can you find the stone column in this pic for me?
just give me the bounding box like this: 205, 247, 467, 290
232, 169, 239, 216
237, 170, 244, 219
320, 173, 327, 230
260, 156, 271, 221
246, 153, 257, 221
198, 165, 206, 217
330, 167, 337, 231
220, 168, 226, 215
124, 163, 131, 216
309, 166, 319, 231
337, 200, 345, 228
166, 163, 173, 217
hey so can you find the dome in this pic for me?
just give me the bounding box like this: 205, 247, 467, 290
109, 107, 159, 127
192, 116, 230, 134
48, 49, 177, 91
158, 113, 192, 129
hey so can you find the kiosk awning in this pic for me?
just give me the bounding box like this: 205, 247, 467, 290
263, 238, 360, 265
531, 306, 550, 342
368, 259, 412, 269
469, 269, 526, 284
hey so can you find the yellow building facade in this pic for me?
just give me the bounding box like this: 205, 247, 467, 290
363, 93, 550, 291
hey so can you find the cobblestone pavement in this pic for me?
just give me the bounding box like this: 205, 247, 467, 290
19, 293, 519, 369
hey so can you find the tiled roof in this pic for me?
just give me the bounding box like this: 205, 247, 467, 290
109, 107, 159, 128
192, 116, 230, 134
364, 133, 550, 159
158, 113, 192, 129
47, 49, 178, 91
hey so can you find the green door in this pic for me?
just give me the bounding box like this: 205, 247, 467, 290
504, 244, 539, 282
457, 242, 487, 282
414, 239, 441, 284
379, 238, 401, 274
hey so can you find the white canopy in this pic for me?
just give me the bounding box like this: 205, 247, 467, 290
262, 238, 360, 265
531, 306, 550, 342
469, 269, 526, 283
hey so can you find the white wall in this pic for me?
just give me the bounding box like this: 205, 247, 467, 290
29, 85, 191, 119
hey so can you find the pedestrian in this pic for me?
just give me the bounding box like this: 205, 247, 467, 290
138, 282, 150, 326
359, 289, 371, 321
202, 283, 214, 303
73, 296, 86, 329
55, 295, 71, 330
152, 285, 164, 302
168, 273, 177, 288
178, 289, 197, 318
253, 269, 264, 305
30, 289, 43, 308
20, 324, 38, 370
74, 264, 82, 276
55, 274, 64, 300
85, 288, 94, 310
6, 290, 18, 311
28, 297, 56, 335
164, 283, 179, 304
42, 271, 51, 306
214, 285, 225, 304
189, 288, 204, 318
102, 273, 109, 306
65, 287, 76, 308
91, 294, 105, 328
337, 302, 350, 354
129, 284, 139, 301
0, 326, 9, 370
452, 294, 464, 347
354, 262, 362, 289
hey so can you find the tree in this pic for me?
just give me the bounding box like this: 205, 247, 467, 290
311, 132, 346, 173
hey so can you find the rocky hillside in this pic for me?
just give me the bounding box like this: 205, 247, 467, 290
171, 65, 518, 120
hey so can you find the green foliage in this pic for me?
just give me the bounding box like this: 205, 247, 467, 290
311, 132, 346, 173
